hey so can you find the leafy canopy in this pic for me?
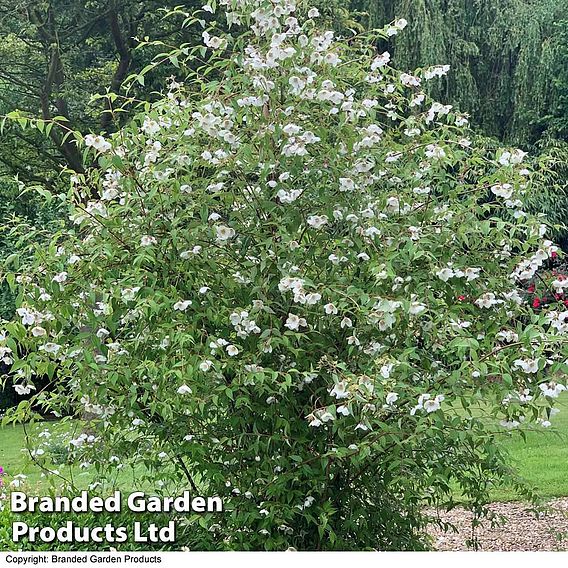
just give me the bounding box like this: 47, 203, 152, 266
3, 0, 568, 551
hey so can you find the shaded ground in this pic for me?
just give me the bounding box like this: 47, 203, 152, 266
430, 499, 568, 550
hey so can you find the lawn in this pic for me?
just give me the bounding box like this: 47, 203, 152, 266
0, 424, 39, 484
0, 420, 156, 494
492, 394, 568, 501
1, 399, 568, 501
0, 421, 93, 490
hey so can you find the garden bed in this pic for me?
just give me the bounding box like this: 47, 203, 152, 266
430, 500, 568, 551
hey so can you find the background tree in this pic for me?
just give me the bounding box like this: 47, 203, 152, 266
0, 0, 204, 183
352, 0, 568, 146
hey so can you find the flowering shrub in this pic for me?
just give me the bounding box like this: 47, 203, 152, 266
3, 0, 568, 551
522, 253, 568, 309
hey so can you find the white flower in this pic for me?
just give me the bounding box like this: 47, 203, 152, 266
498, 149, 527, 166
436, 267, 454, 282
425, 144, 446, 160
285, 313, 307, 331
424, 65, 451, 80
475, 293, 500, 309
380, 363, 394, 378
337, 405, 350, 416
173, 300, 192, 311
408, 302, 426, 315
324, 303, 338, 315
216, 225, 236, 242
464, 267, 481, 281
385, 392, 398, 405
121, 286, 141, 301
199, 360, 213, 372
226, 345, 239, 356
85, 134, 111, 153
411, 393, 444, 415
207, 182, 224, 193
307, 215, 328, 229
386, 18, 407, 36
31, 326, 47, 337
339, 178, 355, 192
141, 117, 160, 136
340, 317, 352, 328
371, 52, 390, 70
308, 7, 320, 18
140, 235, 157, 247
308, 414, 322, 427
202, 31, 227, 50
496, 330, 519, 343
14, 384, 35, 396
305, 292, 321, 305
514, 358, 540, 374
491, 183, 514, 199
180, 246, 202, 258
423, 396, 444, 413
52, 272, 68, 283
330, 381, 349, 399
539, 381, 565, 398
40, 342, 61, 354
455, 115, 469, 126
400, 73, 421, 87
177, 385, 192, 395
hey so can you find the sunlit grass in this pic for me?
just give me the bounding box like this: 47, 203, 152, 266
492, 392, 568, 501
0, 420, 148, 494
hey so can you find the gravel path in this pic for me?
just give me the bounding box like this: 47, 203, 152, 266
429, 499, 568, 550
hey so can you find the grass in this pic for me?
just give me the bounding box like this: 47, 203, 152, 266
0, 424, 39, 484
0, 421, 91, 490
0, 420, 156, 494
2, 398, 568, 502
491, 393, 568, 501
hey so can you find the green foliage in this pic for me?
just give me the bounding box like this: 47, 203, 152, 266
0, 179, 64, 320
352, 0, 568, 146
3, 0, 566, 551
0, 0, 207, 182
525, 139, 568, 245
0, 178, 64, 411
